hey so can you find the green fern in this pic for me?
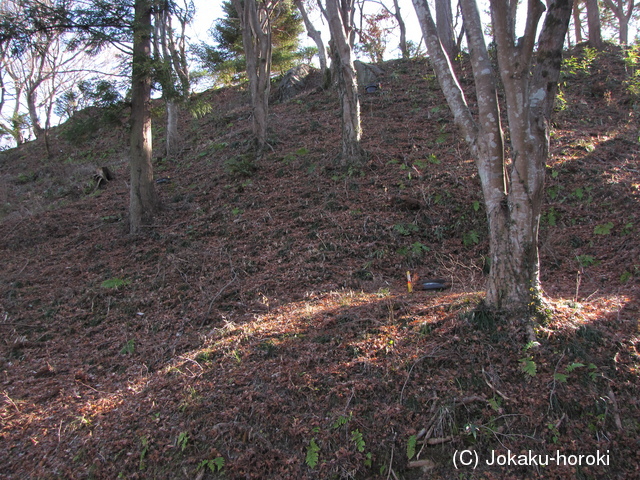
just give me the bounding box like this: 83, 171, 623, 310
406, 434, 417, 459
305, 438, 320, 469
351, 429, 366, 452
519, 357, 537, 377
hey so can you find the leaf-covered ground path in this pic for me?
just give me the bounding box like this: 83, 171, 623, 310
1, 46, 639, 479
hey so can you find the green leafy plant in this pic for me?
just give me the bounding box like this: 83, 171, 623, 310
224, 155, 256, 177
594, 222, 613, 235
573, 187, 584, 200
488, 397, 502, 412
547, 422, 560, 444
519, 357, 537, 377
547, 184, 562, 200
406, 434, 417, 460
101, 277, 131, 289
397, 242, 429, 259
188, 99, 212, 119
464, 422, 480, 439
305, 438, 320, 469
562, 47, 599, 77
620, 271, 633, 283
139, 436, 149, 471
351, 429, 366, 452
554, 362, 586, 383
462, 230, 480, 246
393, 223, 419, 236
197, 457, 225, 472
544, 207, 558, 226
177, 431, 189, 451
332, 413, 353, 429
576, 255, 597, 267
120, 339, 135, 355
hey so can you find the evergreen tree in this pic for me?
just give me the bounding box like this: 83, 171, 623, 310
195, 0, 304, 85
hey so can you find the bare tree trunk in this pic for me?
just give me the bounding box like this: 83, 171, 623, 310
584, 0, 602, 48
325, 0, 364, 164
26, 88, 44, 139
130, 0, 159, 235
233, 0, 272, 154
295, 0, 328, 74
165, 99, 180, 155
436, 0, 456, 59
602, 0, 635, 45
392, 0, 409, 58
573, 1, 583, 43
153, 2, 191, 157
412, 0, 572, 314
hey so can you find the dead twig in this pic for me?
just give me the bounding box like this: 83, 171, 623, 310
2, 391, 21, 413
422, 435, 454, 445
386, 433, 396, 480
408, 458, 436, 469
482, 367, 511, 401
207, 271, 239, 315
607, 386, 623, 431
400, 353, 440, 403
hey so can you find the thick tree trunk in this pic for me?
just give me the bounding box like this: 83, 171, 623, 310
129, 0, 159, 235
584, 0, 602, 48
413, 0, 572, 314
326, 0, 364, 164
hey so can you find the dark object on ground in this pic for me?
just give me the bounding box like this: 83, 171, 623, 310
421, 279, 451, 291
365, 83, 381, 94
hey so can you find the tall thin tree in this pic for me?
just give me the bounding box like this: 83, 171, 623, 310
325, 0, 364, 163
152, 0, 193, 156
129, 0, 159, 234
232, 0, 273, 153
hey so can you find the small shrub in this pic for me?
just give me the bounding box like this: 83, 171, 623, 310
224, 155, 256, 177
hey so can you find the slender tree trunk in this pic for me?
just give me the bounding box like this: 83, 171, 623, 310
165, 99, 180, 155
295, 0, 328, 74
325, 0, 364, 164
233, 0, 272, 154
436, 0, 456, 59
26, 88, 44, 139
573, 2, 583, 44
153, 2, 191, 156
392, 0, 409, 58
129, 0, 159, 235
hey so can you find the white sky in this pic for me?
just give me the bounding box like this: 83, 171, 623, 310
187, 0, 424, 60
187, 0, 638, 59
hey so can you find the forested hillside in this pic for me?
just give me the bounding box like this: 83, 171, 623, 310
0, 46, 639, 479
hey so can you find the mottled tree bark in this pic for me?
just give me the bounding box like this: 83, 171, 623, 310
412, 0, 572, 314
233, 0, 273, 154
129, 0, 159, 234
325, 0, 364, 164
